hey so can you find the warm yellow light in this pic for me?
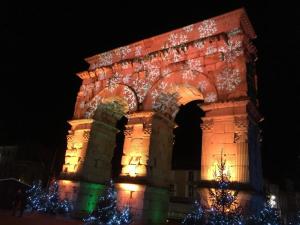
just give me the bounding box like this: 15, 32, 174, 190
61, 180, 73, 186
208, 160, 236, 181
73, 142, 83, 149
119, 183, 141, 192
128, 165, 137, 177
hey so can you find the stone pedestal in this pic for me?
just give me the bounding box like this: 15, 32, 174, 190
58, 179, 105, 216
116, 183, 169, 225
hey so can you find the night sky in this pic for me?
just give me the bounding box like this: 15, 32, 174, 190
1, 1, 299, 186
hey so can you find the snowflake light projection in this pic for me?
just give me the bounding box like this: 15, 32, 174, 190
150, 81, 169, 102
204, 92, 217, 103
194, 40, 204, 49
182, 70, 196, 80
171, 48, 183, 63
84, 95, 103, 118
145, 63, 160, 82
123, 86, 137, 111
97, 52, 113, 67
132, 79, 151, 103
122, 75, 131, 84
135, 45, 142, 57
206, 46, 218, 55
198, 80, 208, 92
198, 19, 217, 38
153, 92, 180, 118
216, 68, 241, 92
183, 25, 194, 33
218, 39, 243, 63
187, 58, 203, 72
108, 74, 121, 93
165, 33, 188, 48
115, 46, 131, 59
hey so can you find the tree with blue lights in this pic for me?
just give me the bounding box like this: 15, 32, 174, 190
206, 153, 243, 225
26, 180, 44, 211
84, 179, 132, 225
182, 200, 205, 225
246, 200, 282, 225
26, 179, 73, 214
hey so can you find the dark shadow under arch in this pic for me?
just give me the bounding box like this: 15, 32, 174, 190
172, 100, 204, 170
111, 116, 128, 179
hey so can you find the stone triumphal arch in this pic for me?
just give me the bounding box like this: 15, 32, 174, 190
59, 8, 263, 224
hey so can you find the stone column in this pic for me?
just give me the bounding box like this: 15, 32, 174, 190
234, 116, 249, 183
81, 119, 119, 183
60, 119, 93, 179
200, 100, 250, 184
120, 112, 154, 179
117, 111, 174, 225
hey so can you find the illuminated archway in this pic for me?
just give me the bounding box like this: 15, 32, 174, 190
60, 8, 262, 224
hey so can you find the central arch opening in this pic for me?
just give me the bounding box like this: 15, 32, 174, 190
172, 100, 204, 170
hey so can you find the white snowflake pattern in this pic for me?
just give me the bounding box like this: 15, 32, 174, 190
198, 80, 208, 92
204, 92, 217, 103
133, 61, 143, 72
153, 92, 180, 118
145, 63, 160, 82
84, 95, 102, 118
216, 68, 241, 92
121, 62, 130, 69
187, 58, 203, 72
218, 40, 243, 63
194, 40, 204, 49
172, 49, 183, 63
123, 86, 137, 111
108, 74, 121, 92
206, 46, 218, 55
98, 52, 113, 67
122, 75, 131, 84
151, 88, 160, 101
132, 79, 151, 103
164, 33, 188, 48
183, 25, 194, 33
115, 46, 131, 59
158, 81, 168, 91
135, 46, 142, 57
182, 70, 196, 80
198, 19, 217, 38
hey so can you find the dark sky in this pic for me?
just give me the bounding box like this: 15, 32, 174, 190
1, 1, 299, 185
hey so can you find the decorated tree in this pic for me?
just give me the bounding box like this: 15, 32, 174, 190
26, 179, 73, 214
246, 200, 282, 225
206, 152, 243, 225
288, 211, 300, 225
182, 200, 205, 225
26, 180, 44, 211
84, 179, 132, 225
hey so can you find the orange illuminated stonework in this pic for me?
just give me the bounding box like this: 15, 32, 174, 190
60, 8, 262, 224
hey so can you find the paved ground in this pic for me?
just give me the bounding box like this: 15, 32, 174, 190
0, 210, 82, 225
